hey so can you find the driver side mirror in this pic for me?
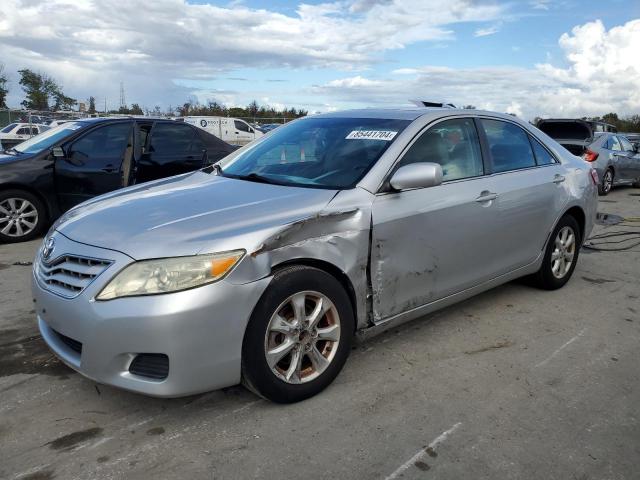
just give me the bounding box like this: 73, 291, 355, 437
389, 163, 443, 191
51, 146, 65, 158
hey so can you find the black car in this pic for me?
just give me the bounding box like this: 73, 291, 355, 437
0, 117, 236, 243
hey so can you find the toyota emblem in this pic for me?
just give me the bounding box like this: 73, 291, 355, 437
43, 237, 55, 260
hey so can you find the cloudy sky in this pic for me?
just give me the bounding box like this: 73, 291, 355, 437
0, 0, 639, 119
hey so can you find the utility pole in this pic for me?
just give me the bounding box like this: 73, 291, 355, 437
119, 82, 126, 110
104, 98, 107, 114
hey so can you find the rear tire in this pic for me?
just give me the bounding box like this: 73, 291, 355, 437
0, 189, 47, 243
241, 265, 354, 403
598, 168, 613, 196
531, 215, 581, 290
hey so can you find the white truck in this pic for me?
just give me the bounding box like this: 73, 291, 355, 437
178, 116, 264, 146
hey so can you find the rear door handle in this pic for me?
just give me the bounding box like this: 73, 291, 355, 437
475, 191, 498, 203
553, 174, 566, 184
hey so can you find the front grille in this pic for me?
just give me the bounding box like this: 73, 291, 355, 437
52, 328, 83, 354
129, 354, 169, 380
37, 254, 112, 298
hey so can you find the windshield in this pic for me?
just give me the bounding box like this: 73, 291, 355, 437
1, 123, 18, 133
13, 122, 84, 154
220, 117, 409, 189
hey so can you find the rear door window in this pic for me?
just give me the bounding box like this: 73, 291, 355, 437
481, 119, 536, 173
618, 135, 634, 152
529, 136, 556, 165
397, 118, 484, 181
149, 123, 196, 155
16, 128, 31, 135
610, 136, 622, 151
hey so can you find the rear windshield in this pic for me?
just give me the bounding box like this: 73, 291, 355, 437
220, 117, 410, 189
1, 123, 18, 133
537, 121, 592, 141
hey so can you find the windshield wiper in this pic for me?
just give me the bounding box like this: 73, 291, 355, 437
236, 172, 284, 185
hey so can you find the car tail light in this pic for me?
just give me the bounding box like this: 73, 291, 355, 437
589, 169, 598, 185
582, 149, 599, 162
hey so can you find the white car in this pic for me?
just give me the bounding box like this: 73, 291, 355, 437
178, 116, 264, 146
0, 123, 50, 150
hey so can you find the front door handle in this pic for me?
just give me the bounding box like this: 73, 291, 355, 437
553, 174, 566, 184
101, 165, 117, 173
475, 191, 499, 203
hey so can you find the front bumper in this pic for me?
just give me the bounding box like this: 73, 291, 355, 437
32, 233, 271, 397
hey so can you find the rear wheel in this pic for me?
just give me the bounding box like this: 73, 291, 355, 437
0, 190, 47, 243
241, 266, 354, 403
598, 168, 613, 196
532, 215, 581, 290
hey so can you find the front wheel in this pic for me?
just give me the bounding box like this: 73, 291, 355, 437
0, 189, 47, 243
531, 215, 581, 290
241, 266, 354, 403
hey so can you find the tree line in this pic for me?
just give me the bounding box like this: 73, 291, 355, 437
177, 99, 308, 120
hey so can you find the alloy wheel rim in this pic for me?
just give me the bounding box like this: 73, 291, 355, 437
264, 290, 341, 384
551, 226, 576, 279
604, 171, 612, 192
0, 198, 38, 237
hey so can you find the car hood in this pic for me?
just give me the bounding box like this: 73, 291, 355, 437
0, 153, 31, 165
57, 172, 338, 260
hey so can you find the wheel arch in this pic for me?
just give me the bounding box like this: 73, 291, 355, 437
563, 205, 586, 241
270, 258, 358, 330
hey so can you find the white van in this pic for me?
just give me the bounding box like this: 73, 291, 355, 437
179, 116, 264, 146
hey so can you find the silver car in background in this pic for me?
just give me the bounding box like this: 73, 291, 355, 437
580, 133, 640, 195
32, 108, 598, 402
536, 118, 640, 195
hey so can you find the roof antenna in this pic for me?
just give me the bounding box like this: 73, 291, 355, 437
410, 100, 457, 109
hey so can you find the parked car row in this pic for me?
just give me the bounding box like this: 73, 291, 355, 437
536, 118, 640, 195
0, 122, 50, 150
32, 107, 598, 402
0, 117, 236, 242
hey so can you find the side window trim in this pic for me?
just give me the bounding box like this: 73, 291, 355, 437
527, 134, 559, 166
473, 117, 493, 174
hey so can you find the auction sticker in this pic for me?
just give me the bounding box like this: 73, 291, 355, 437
346, 130, 398, 141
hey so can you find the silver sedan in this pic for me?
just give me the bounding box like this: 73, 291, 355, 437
32, 108, 598, 402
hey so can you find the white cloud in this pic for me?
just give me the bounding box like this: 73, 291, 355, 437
314, 19, 640, 119
0, 0, 507, 108
529, 0, 551, 10
474, 24, 500, 37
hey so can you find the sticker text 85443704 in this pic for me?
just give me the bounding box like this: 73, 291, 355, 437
345, 130, 398, 141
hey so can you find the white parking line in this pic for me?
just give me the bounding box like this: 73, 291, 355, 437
384, 422, 462, 480
535, 328, 586, 368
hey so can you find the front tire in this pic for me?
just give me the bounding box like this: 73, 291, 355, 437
241, 265, 354, 403
532, 215, 581, 290
0, 189, 47, 243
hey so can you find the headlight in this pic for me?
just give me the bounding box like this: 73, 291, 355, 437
96, 250, 245, 300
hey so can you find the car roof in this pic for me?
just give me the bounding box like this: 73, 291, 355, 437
75, 117, 178, 125
310, 107, 520, 122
